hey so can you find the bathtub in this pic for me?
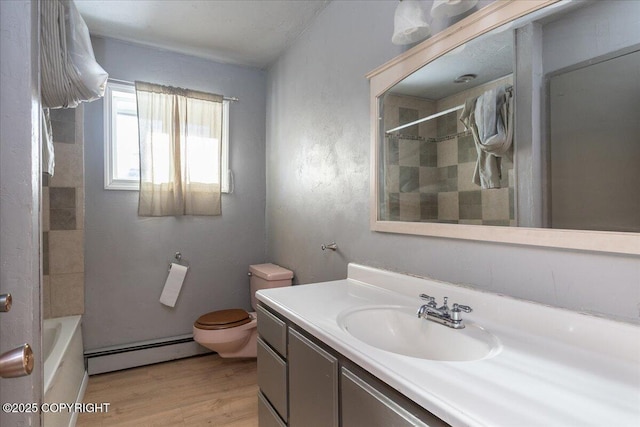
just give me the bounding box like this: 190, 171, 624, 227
43, 316, 88, 427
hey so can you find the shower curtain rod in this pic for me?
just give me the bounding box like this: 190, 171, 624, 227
386, 86, 513, 134
107, 78, 239, 102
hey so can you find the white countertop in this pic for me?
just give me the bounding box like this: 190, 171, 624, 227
256, 263, 640, 427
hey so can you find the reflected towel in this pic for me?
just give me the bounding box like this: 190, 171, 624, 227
460, 86, 513, 189
159, 263, 189, 307
42, 108, 55, 176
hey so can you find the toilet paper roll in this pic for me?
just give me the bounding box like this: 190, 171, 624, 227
159, 263, 189, 307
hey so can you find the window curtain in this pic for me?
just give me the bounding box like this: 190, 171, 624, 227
135, 81, 223, 216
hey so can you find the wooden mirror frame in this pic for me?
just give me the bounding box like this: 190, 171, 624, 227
367, 0, 640, 255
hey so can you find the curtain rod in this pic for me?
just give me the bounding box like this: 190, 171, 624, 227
107, 78, 239, 102
386, 85, 512, 134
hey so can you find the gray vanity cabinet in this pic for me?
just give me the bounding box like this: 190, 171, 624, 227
288, 328, 339, 427
256, 303, 449, 427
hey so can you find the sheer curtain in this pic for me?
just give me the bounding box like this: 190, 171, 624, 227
135, 81, 223, 216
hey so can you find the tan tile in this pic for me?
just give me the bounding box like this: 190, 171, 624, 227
459, 219, 483, 225
457, 162, 478, 192
49, 230, 84, 274
42, 275, 52, 320
482, 187, 510, 221
386, 165, 399, 193
50, 273, 84, 317
49, 142, 83, 188
399, 192, 420, 221
42, 187, 50, 232
438, 191, 459, 220
437, 139, 458, 168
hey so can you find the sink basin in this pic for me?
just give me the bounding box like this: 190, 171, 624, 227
337, 305, 500, 361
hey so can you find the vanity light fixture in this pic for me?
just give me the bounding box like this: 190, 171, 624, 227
454, 73, 477, 83
392, 0, 431, 45
431, 0, 479, 20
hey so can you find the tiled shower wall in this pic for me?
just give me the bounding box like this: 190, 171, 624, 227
42, 106, 85, 319
383, 76, 515, 225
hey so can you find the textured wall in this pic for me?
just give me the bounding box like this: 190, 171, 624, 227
84, 37, 267, 350
265, 0, 640, 323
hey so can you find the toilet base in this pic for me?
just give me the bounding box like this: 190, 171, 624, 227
217, 330, 257, 358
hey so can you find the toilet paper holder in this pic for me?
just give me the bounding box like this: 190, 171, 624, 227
169, 252, 189, 270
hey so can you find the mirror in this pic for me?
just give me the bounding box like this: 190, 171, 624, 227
368, 0, 640, 254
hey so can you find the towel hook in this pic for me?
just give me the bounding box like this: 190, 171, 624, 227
321, 242, 338, 251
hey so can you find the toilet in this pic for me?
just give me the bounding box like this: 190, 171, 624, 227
193, 263, 293, 358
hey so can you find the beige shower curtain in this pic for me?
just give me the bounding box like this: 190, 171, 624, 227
135, 81, 223, 216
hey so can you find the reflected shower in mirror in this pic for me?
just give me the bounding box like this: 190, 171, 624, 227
377, 0, 640, 233
380, 25, 515, 226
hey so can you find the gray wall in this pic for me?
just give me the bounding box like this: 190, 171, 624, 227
265, 1, 640, 323
84, 37, 267, 350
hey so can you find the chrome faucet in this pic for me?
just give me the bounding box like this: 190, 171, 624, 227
417, 294, 472, 329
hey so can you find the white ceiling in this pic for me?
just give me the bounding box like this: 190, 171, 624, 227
74, 0, 330, 69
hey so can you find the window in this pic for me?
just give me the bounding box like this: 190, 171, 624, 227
104, 81, 230, 192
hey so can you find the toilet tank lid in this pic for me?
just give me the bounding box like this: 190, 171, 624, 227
249, 263, 293, 280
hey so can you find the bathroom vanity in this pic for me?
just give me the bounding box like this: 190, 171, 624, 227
256, 264, 640, 427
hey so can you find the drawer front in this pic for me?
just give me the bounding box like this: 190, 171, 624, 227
341, 367, 448, 427
258, 392, 287, 427
257, 338, 288, 422
257, 304, 287, 357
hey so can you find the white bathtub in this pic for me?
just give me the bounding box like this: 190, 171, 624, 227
43, 316, 88, 427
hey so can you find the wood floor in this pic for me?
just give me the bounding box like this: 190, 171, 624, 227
76, 354, 259, 427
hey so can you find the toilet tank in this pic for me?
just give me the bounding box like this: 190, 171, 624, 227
249, 263, 293, 310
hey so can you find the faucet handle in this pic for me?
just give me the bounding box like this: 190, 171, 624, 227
450, 303, 472, 322
452, 303, 472, 313
419, 294, 437, 307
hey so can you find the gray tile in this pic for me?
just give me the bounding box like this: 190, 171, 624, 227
49, 187, 76, 209
458, 134, 476, 163
446, 111, 458, 135
49, 108, 76, 123
420, 193, 438, 220
509, 187, 515, 220
399, 166, 419, 193
50, 209, 77, 230
420, 141, 437, 167
437, 165, 458, 192
399, 107, 419, 137
51, 119, 76, 144
459, 190, 482, 220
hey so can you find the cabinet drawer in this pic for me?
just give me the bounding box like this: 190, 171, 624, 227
258, 391, 287, 427
257, 338, 288, 422
257, 304, 287, 357
341, 367, 448, 427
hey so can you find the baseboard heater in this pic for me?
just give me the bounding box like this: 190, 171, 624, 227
84, 334, 210, 375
